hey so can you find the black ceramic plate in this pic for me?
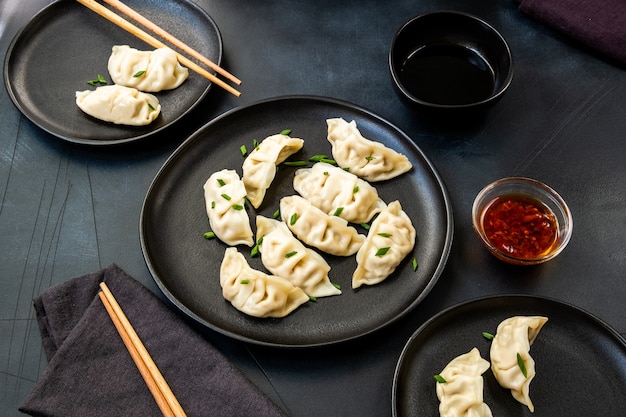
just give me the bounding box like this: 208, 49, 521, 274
3, 0, 221, 145
140, 96, 453, 347
393, 295, 626, 416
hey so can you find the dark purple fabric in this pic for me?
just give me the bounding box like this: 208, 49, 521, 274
518, 0, 626, 65
20, 264, 289, 417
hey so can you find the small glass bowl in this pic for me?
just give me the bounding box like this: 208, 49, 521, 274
472, 177, 573, 265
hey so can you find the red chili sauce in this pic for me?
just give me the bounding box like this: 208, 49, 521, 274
481, 194, 558, 259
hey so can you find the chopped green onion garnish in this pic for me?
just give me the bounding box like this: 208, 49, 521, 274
333, 207, 344, 216
342, 167, 350, 171
240, 279, 250, 284
290, 213, 298, 225
211, 201, 216, 209
308, 155, 336, 165
285, 250, 298, 258
323, 171, 329, 176
97, 74, 107, 83
482, 332, 495, 340
232, 204, 244, 210
434, 375, 447, 383
309, 295, 317, 302
517, 353, 528, 378
240, 144, 247, 156
253, 138, 259, 149
282, 161, 308, 167
257, 236, 264, 246
147, 103, 156, 111
365, 155, 375, 161
272, 209, 280, 219
332, 282, 341, 290
353, 186, 359, 194
361, 223, 371, 230
375, 247, 390, 257
203, 231, 216, 239
217, 178, 226, 186
133, 70, 146, 77
221, 193, 231, 201
377, 232, 392, 238
250, 244, 259, 257
280, 129, 292, 135
412, 258, 418, 271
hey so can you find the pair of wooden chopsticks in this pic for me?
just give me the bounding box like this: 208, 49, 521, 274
98, 282, 187, 417
76, 0, 241, 97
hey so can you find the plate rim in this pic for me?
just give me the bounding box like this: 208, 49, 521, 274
140, 94, 455, 347
2, 0, 223, 146
391, 293, 626, 416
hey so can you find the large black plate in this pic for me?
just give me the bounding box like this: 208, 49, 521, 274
393, 295, 626, 416
140, 96, 453, 347
3, 0, 221, 145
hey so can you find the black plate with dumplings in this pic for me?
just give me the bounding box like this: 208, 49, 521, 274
140, 95, 453, 347
393, 295, 626, 416
3, 0, 221, 145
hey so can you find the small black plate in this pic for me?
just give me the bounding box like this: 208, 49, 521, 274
140, 96, 454, 347
393, 295, 626, 416
3, 0, 222, 145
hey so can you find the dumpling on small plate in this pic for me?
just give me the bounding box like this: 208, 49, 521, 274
326, 117, 412, 181
256, 216, 341, 298
490, 315, 548, 412
220, 247, 309, 318
242, 133, 304, 208
352, 200, 416, 289
75, 85, 160, 126
280, 195, 365, 256
436, 347, 493, 417
108, 45, 189, 92
293, 162, 386, 224
203, 169, 254, 247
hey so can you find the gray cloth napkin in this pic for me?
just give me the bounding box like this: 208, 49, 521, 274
20, 264, 289, 417
518, 0, 626, 65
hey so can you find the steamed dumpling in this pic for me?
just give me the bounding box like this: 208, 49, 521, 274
108, 45, 188, 92
75, 85, 160, 126
436, 348, 493, 417
326, 118, 412, 181
242, 133, 304, 208
220, 247, 309, 318
256, 216, 341, 298
352, 200, 415, 289
280, 195, 365, 256
293, 162, 386, 224
203, 169, 254, 247
490, 316, 548, 412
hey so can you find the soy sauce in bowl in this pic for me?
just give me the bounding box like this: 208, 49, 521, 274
399, 45, 495, 106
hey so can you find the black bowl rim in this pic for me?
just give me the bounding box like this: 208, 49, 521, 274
389, 10, 514, 110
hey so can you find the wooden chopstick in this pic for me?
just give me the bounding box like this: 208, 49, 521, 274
76, 0, 241, 97
100, 0, 241, 85
98, 282, 187, 417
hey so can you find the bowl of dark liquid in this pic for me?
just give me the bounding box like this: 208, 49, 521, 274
389, 11, 513, 115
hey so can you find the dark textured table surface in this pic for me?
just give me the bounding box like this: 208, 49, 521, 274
1, 1, 625, 416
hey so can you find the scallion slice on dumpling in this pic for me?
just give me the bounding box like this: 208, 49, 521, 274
220, 247, 309, 318
326, 117, 412, 181
490, 316, 548, 412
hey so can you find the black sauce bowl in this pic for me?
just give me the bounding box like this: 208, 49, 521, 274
389, 11, 513, 116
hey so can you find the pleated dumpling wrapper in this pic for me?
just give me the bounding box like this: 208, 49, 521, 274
436, 347, 493, 417
326, 117, 412, 181
108, 45, 188, 92
75, 85, 160, 126
220, 247, 309, 318
242, 133, 304, 208
352, 200, 415, 289
256, 216, 341, 298
490, 316, 548, 412
203, 169, 254, 247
